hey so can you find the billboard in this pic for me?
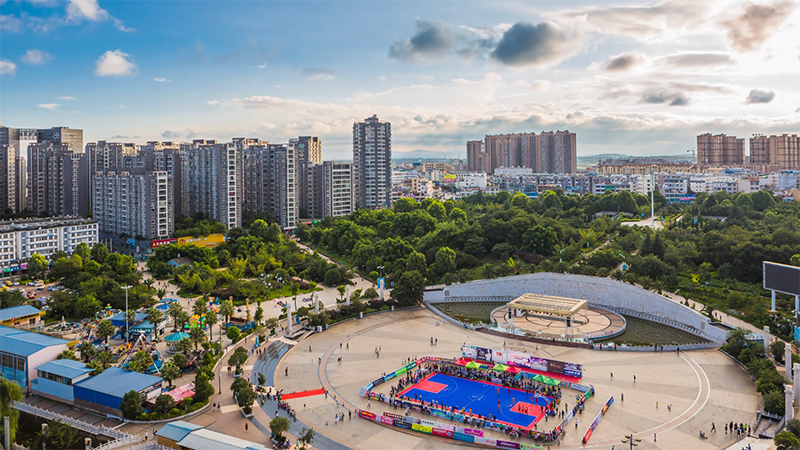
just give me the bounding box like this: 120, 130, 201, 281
764, 261, 800, 296
151, 238, 178, 248
176, 233, 225, 249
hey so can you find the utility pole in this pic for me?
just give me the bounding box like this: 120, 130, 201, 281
122, 285, 132, 345
650, 171, 655, 227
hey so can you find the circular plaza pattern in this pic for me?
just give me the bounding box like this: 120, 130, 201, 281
491, 306, 625, 340
274, 307, 759, 450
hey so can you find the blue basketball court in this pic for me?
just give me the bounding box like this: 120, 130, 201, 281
398, 373, 553, 429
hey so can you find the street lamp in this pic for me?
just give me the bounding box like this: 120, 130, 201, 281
621, 433, 641, 450
121, 285, 132, 345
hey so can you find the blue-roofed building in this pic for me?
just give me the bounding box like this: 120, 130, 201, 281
0, 304, 45, 329
156, 422, 269, 450
108, 311, 149, 328
73, 367, 163, 418
31, 359, 93, 402
156, 421, 202, 447
0, 326, 70, 391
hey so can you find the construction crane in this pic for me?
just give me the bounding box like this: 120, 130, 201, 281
687, 147, 696, 164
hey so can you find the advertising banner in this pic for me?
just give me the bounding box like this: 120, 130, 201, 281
419, 419, 438, 428
412, 424, 433, 434
430, 409, 449, 420
497, 440, 521, 449
476, 347, 492, 362
372, 377, 386, 387
506, 350, 530, 367
151, 238, 177, 248
462, 345, 478, 359
474, 437, 497, 446
176, 233, 225, 248
384, 412, 403, 420
548, 359, 565, 375
582, 396, 614, 444
464, 428, 484, 437
380, 415, 394, 425
432, 428, 454, 438
492, 349, 508, 364
520, 444, 545, 450
454, 432, 475, 443
564, 362, 582, 378
435, 423, 456, 432
394, 419, 412, 430
359, 410, 377, 420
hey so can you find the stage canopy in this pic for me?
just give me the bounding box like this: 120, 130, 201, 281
506, 293, 588, 317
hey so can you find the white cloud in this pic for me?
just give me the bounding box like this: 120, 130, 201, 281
57, 96, 76, 100
0, 14, 23, 32
66, 0, 134, 32
530, 80, 552, 92
0, 59, 16, 75
38, 103, 60, 111
94, 50, 136, 77
153, 77, 172, 82
257, 64, 267, 69
304, 68, 335, 80
20, 49, 53, 65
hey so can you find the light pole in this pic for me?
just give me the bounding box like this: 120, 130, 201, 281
621, 433, 641, 450
122, 285, 132, 345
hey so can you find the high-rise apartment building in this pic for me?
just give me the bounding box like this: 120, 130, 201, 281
466, 140, 490, 173
92, 171, 173, 240
293, 136, 322, 218
750, 134, 800, 169
37, 127, 83, 153
265, 143, 297, 229
307, 161, 353, 219
27, 142, 88, 217
0, 146, 18, 212
469, 131, 577, 174
182, 141, 241, 230
353, 115, 391, 209
696, 133, 744, 166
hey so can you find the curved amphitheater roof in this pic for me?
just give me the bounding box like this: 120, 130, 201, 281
507, 293, 588, 317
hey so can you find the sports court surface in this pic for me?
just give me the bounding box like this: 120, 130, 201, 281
398, 373, 554, 430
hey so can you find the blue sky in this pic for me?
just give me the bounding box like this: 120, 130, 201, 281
1, 0, 799, 159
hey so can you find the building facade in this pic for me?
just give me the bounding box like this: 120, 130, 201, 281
697, 133, 744, 166
314, 161, 353, 218
468, 131, 577, 175
294, 136, 322, 218
750, 134, 800, 170
92, 171, 173, 240
182, 142, 241, 229
353, 115, 391, 209
0, 217, 98, 268
37, 127, 83, 153
27, 142, 89, 217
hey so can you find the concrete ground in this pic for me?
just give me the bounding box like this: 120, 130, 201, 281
270, 307, 759, 450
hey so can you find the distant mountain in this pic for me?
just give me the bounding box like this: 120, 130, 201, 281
393, 150, 465, 161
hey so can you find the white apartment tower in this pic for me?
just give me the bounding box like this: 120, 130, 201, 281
182, 141, 241, 230
353, 115, 391, 209
310, 161, 353, 219
92, 171, 173, 240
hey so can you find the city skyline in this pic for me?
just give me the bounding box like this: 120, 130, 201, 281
1, 0, 800, 158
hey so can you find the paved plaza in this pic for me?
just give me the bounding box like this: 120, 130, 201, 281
273, 307, 758, 450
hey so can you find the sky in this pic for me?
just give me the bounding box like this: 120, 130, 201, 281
1, 0, 799, 159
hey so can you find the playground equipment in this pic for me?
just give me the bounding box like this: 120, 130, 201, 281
118, 333, 164, 374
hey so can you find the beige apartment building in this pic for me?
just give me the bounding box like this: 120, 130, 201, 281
697, 133, 744, 166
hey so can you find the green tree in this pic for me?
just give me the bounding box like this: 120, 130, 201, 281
254, 305, 264, 325
522, 224, 558, 255
172, 353, 188, 370
146, 307, 164, 338
226, 325, 241, 343
0, 377, 23, 446
220, 299, 235, 324
324, 268, 343, 286
406, 251, 427, 274
127, 350, 154, 373
786, 419, 800, 439
228, 347, 248, 373
266, 317, 279, 335
168, 302, 186, 331
176, 337, 193, 355
392, 270, 424, 306
205, 309, 219, 340
433, 247, 457, 275
36, 419, 78, 450
27, 252, 47, 279
764, 389, 786, 416
154, 394, 176, 415
156, 288, 167, 302
258, 373, 267, 386
189, 325, 206, 351
772, 340, 787, 363
362, 287, 379, 299
193, 297, 209, 317
120, 391, 144, 419
74, 242, 91, 261
78, 342, 97, 363
776, 431, 800, 450
194, 371, 214, 404
92, 242, 110, 264
298, 427, 316, 450
427, 201, 447, 221
161, 361, 181, 387
236, 384, 257, 414
0, 290, 27, 308
57, 349, 79, 361
270, 416, 292, 444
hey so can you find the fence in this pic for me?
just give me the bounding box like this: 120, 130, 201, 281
112, 441, 171, 450
92, 434, 143, 450
12, 401, 130, 439
591, 342, 718, 352
423, 302, 478, 330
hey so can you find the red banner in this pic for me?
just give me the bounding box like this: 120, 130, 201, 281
359, 410, 377, 420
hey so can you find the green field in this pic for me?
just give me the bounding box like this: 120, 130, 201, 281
435, 302, 505, 325
596, 316, 708, 346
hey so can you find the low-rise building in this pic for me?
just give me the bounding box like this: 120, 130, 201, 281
157, 421, 270, 450
0, 217, 98, 274
31, 359, 93, 403
0, 325, 71, 391
73, 367, 163, 418
0, 305, 45, 329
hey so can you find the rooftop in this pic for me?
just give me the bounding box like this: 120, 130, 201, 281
0, 305, 44, 322
506, 293, 588, 317
35, 359, 92, 379
156, 420, 202, 443
0, 216, 97, 233
74, 367, 162, 399
0, 326, 70, 358
176, 428, 270, 450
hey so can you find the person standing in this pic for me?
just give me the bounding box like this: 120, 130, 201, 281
711, 422, 716, 433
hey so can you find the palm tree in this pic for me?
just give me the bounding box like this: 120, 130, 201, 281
156, 288, 167, 302
57, 349, 79, 361
175, 309, 190, 331
97, 319, 116, 343
220, 300, 235, 325
168, 302, 185, 331
78, 342, 97, 363
161, 361, 181, 388
193, 297, 208, 317
125, 310, 138, 338
189, 325, 206, 351
97, 351, 113, 371
146, 307, 164, 338
176, 337, 193, 355
205, 309, 219, 340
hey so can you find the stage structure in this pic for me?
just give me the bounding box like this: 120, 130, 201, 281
505, 293, 588, 340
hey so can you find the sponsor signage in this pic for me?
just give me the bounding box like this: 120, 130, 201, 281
476, 347, 492, 362
411, 424, 433, 434
394, 419, 412, 429
453, 431, 475, 443
151, 238, 177, 248
372, 377, 386, 387
463, 345, 582, 377
383, 412, 403, 420
358, 410, 376, 420
432, 428, 454, 438
464, 428, 484, 437
379, 415, 393, 425
582, 396, 614, 444
497, 440, 521, 449
176, 233, 225, 248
